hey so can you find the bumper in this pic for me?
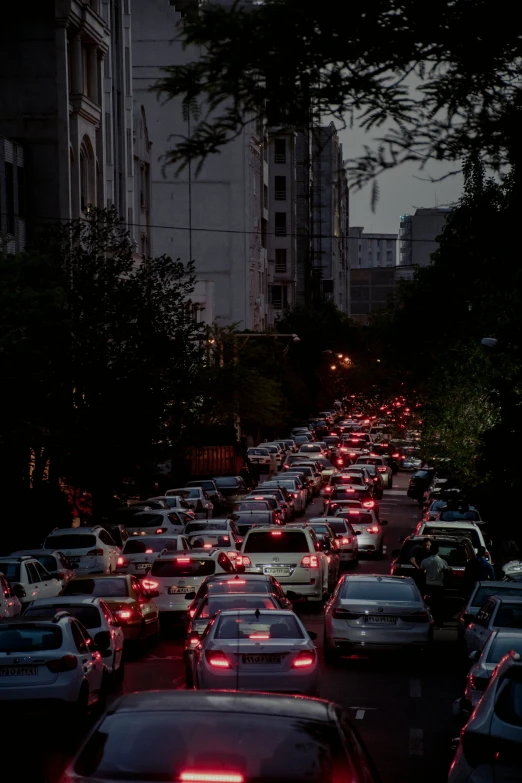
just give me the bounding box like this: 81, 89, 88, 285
0, 678, 79, 704
196, 664, 319, 695
326, 620, 432, 650
356, 535, 383, 554
120, 622, 144, 641
338, 550, 357, 561
155, 596, 193, 613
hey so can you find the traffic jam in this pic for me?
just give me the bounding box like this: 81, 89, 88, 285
1, 397, 521, 783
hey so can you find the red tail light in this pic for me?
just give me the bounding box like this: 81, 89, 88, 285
117, 556, 128, 566
362, 501, 375, 508
47, 655, 78, 672
324, 486, 332, 493
392, 453, 400, 458
226, 579, 246, 584
188, 637, 200, 646
292, 650, 316, 668
341, 537, 352, 544
366, 526, 380, 534
145, 548, 153, 554
188, 607, 197, 617
176, 557, 191, 563
205, 650, 231, 669
142, 579, 159, 590
337, 459, 343, 465
451, 568, 465, 577
156, 528, 167, 534
117, 609, 133, 620
180, 772, 244, 783
271, 530, 282, 536
377, 467, 387, 472
301, 555, 319, 568
235, 555, 251, 567
87, 548, 104, 556
332, 608, 362, 619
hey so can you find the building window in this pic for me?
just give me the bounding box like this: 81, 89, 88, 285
79, 137, 95, 212
275, 212, 287, 236
125, 47, 131, 95
274, 139, 286, 164
386, 250, 393, 263
263, 184, 268, 210
274, 175, 286, 200
127, 128, 133, 175
275, 249, 287, 273
261, 218, 267, 248
270, 284, 288, 310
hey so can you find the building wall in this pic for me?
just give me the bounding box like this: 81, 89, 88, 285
0, 136, 25, 254
399, 208, 451, 266
348, 227, 398, 268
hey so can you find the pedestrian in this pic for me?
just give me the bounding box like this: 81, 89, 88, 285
475, 545, 495, 580
463, 546, 495, 594
409, 538, 432, 590
420, 542, 450, 628
239, 464, 253, 491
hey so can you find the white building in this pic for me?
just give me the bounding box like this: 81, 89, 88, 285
348, 228, 398, 268
131, 0, 269, 329
399, 207, 452, 266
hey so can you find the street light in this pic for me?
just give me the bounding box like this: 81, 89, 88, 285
330, 365, 337, 370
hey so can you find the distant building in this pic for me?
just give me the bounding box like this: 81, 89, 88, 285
0, 136, 25, 254
348, 265, 416, 323
399, 207, 452, 266
348, 228, 397, 268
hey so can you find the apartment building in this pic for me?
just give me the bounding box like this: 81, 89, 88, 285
348, 228, 398, 268
0, 136, 25, 254
399, 207, 451, 266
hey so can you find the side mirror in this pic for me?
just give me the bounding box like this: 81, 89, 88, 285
94, 630, 111, 651
308, 631, 317, 640
391, 549, 400, 557
147, 589, 160, 599
380, 520, 388, 526
184, 591, 196, 600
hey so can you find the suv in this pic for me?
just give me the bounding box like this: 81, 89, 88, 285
0, 555, 62, 605
390, 535, 475, 593
355, 455, 393, 488
44, 527, 121, 575
414, 520, 487, 555
237, 526, 328, 603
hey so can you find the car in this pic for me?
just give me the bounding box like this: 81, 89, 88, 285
324, 485, 379, 517
43, 526, 121, 575
144, 495, 195, 516
340, 509, 388, 559
286, 522, 341, 591
311, 456, 338, 479
0, 612, 107, 717
0, 572, 22, 619
10, 549, 75, 588
23, 596, 125, 681
262, 479, 307, 515
464, 596, 522, 654
115, 535, 191, 575
277, 470, 314, 502
402, 455, 422, 470
61, 574, 160, 643
183, 518, 242, 540
390, 535, 476, 593
212, 476, 250, 511
192, 608, 319, 695
238, 525, 328, 603
0, 555, 62, 606
284, 464, 322, 496
460, 630, 522, 711
185, 479, 226, 514
244, 493, 287, 523
186, 528, 242, 566
247, 446, 272, 470
435, 505, 484, 525
298, 443, 327, 460
165, 488, 214, 519
118, 509, 190, 538
245, 487, 294, 520
457, 582, 522, 639
230, 509, 280, 535
407, 468, 436, 502
449, 648, 522, 783
61, 690, 381, 783
261, 443, 285, 467
185, 572, 293, 622
324, 574, 433, 661
322, 474, 368, 511
233, 498, 273, 516
311, 517, 360, 566
344, 463, 384, 498
415, 520, 488, 555
142, 549, 236, 618
99, 523, 129, 549
355, 455, 393, 488
184, 592, 282, 685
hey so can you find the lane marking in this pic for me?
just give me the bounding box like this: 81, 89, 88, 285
409, 728, 424, 756
410, 678, 421, 698
355, 710, 365, 720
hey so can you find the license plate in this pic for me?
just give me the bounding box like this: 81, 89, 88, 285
242, 655, 281, 664
135, 563, 149, 570
0, 666, 38, 676
68, 559, 80, 567
365, 616, 397, 624
168, 586, 193, 594
264, 568, 291, 577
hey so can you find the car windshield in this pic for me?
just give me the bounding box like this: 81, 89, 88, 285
151, 559, 215, 578
215, 613, 304, 639
244, 531, 309, 553
234, 501, 270, 511
439, 510, 480, 521
44, 534, 96, 549
24, 605, 101, 629
342, 512, 374, 526
263, 481, 297, 490
0, 563, 20, 581
185, 522, 227, 535
423, 526, 481, 548
342, 581, 417, 601
487, 636, 522, 663
331, 488, 366, 499
199, 595, 277, 618
73, 712, 347, 781
62, 579, 129, 597
188, 533, 232, 549
123, 539, 177, 554
473, 585, 522, 606
0, 626, 62, 653
315, 459, 333, 468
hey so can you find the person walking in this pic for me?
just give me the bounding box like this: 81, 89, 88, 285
409, 538, 432, 590
420, 542, 450, 628
463, 546, 495, 595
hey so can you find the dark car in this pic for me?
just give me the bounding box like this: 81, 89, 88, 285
407, 468, 436, 502
390, 535, 475, 594
324, 486, 378, 517
212, 476, 249, 512
230, 510, 278, 537
186, 479, 226, 514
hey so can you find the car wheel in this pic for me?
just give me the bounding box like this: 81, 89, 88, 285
323, 632, 339, 665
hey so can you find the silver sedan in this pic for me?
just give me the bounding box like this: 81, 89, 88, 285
324, 574, 433, 661
461, 629, 522, 710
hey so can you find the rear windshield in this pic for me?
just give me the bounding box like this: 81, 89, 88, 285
439, 510, 480, 521
123, 539, 178, 554
187, 533, 232, 548
341, 512, 374, 526
342, 581, 416, 601
74, 713, 347, 781
356, 458, 382, 466
151, 559, 215, 578
215, 613, 304, 639
118, 514, 163, 528
214, 478, 239, 488
315, 459, 333, 468
199, 595, 277, 618
44, 534, 96, 549
333, 476, 364, 486
187, 481, 214, 490
0, 626, 62, 653
423, 526, 481, 548
248, 449, 269, 456
331, 488, 367, 499
0, 563, 20, 581
24, 605, 101, 629
325, 520, 349, 534
234, 501, 270, 511
244, 531, 309, 553
488, 636, 522, 663
185, 522, 227, 535
62, 579, 129, 597
263, 481, 297, 490
473, 585, 522, 606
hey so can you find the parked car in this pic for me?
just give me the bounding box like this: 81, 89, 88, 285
212, 476, 250, 511
460, 629, 522, 711
464, 595, 522, 654
457, 581, 522, 640
390, 535, 475, 594
44, 526, 121, 575
407, 468, 436, 502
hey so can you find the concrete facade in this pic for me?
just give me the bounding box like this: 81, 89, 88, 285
348, 227, 398, 268
131, 0, 269, 330
0, 136, 25, 254
399, 207, 451, 266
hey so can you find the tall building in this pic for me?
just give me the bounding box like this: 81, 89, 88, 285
0, 136, 25, 254
399, 207, 451, 266
132, 0, 269, 329
0, 1, 135, 239
348, 228, 398, 268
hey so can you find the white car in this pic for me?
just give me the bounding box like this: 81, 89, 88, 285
0, 612, 107, 716
186, 529, 242, 566
464, 596, 522, 654
311, 516, 360, 565
415, 520, 487, 554
355, 455, 393, 488
23, 596, 125, 682
121, 509, 190, 538
43, 527, 121, 576
0, 556, 62, 606
166, 488, 214, 519
324, 574, 433, 661
247, 447, 272, 470
143, 549, 236, 617
262, 479, 307, 515
145, 495, 195, 516
0, 572, 22, 619
338, 509, 388, 559
192, 609, 319, 695
116, 535, 192, 575
457, 581, 522, 640
238, 526, 328, 603
10, 549, 75, 588
449, 648, 522, 783
461, 629, 522, 711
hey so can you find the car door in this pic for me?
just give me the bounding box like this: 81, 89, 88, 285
70, 620, 104, 697
99, 600, 125, 670
466, 600, 495, 653
33, 561, 60, 599
131, 575, 158, 624
98, 529, 120, 572
24, 561, 43, 602
0, 574, 21, 618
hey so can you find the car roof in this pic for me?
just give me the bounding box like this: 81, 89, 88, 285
343, 574, 414, 584
46, 526, 101, 535
108, 690, 335, 721
421, 520, 479, 528
30, 596, 102, 607
10, 549, 61, 557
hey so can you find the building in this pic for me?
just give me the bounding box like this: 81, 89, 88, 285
132, 0, 269, 329
0, 1, 135, 238
0, 136, 25, 254
348, 265, 416, 323
348, 227, 397, 268
399, 207, 452, 266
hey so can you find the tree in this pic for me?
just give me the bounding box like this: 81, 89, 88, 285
155, 0, 522, 186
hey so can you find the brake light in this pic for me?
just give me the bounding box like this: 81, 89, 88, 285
341, 537, 352, 544
324, 486, 332, 493
332, 608, 362, 619
348, 510, 360, 515
271, 531, 282, 536
156, 528, 167, 534
46, 655, 78, 672
377, 467, 387, 472
227, 579, 246, 584
235, 555, 251, 567
392, 453, 400, 458
362, 501, 375, 508
188, 607, 197, 617
87, 548, 104, 556
341, 447, 348, 452
180, 772, 244, 783
203, 544, 213, 549
189, 637, 200, 646
292, 650, 316, 668
349, 452, 356, 457
337, 459, 343, 465
145, 548, 153, 554
177, 557, 191, 563
117, 610, 133, 620
249, 633, 269, 639
451, 568, 465, 577
142, 579, 159, 590
205, 650, 231, 668
301, 555, 319, 568
366, 526, 380, 534
117, 556, 128, 566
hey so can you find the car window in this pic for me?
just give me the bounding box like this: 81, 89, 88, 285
71, 620, 89, 653
439, 510, 480, 521
494, 670, 522, 727
423, 527, 481, 548
215, 613, 304, 639
122, 513, 164, 528
26, 562, 40, 584
98, 530, 115, 546
123, 539, 169, 555
473, 586, 522, 606
33, 562, 51, 581
244, 531, 310, 554
62, 579, 129, 597
199, 595, 277, 618
25, 604, 101, 630
0, 625, 62, 652
188, 533, 232, 548
207, 580, 269, 595
0, 562, 20, 582
476, 601, 494, 626
32, 555, 57, 572
341, 581, 417, 601
326, 520, 349, 534
151, 559, 216, 578
487, 636, 522, 663
495, 605, 522, 629
44, 534, 97, 549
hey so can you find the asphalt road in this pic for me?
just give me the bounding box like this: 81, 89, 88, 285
25, 472, 467, 782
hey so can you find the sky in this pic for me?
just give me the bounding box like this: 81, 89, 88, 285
339, 123, 464, 236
